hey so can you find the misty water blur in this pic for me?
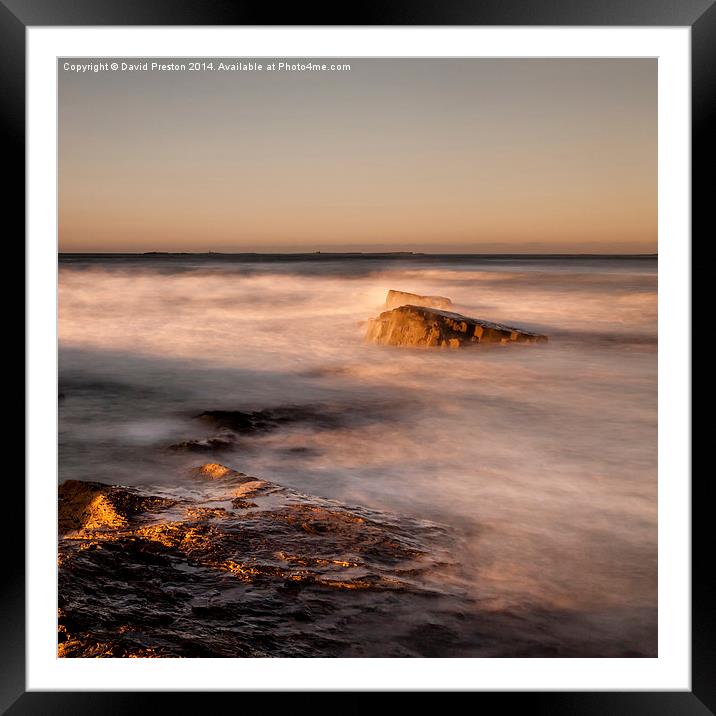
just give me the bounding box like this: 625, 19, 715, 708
59, 254, 657, 655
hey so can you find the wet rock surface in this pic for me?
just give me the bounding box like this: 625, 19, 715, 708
58, 463, 471, 657
385, 289, 453, 310
366, 305, 548, 349
58, 480, 177, 533
58, 467, 655, 658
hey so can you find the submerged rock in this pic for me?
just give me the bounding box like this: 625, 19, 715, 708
365, 305, 548, 349
167, 406, 348, 455
166, 403, 408, 457
57, 463, 463, 658
196, 406, 344, 434
168, 433, 236, 453
385, 289, 453, 310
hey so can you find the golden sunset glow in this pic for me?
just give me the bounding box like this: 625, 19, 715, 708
59, 58, 656, 253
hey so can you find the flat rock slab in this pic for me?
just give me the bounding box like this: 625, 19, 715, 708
366, 305, 548, 348
385, 289, 453, 310
57, 465, 644, 657
57, 464, 465, 657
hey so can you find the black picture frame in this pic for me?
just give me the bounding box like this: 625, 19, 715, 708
6, 0, 707, 712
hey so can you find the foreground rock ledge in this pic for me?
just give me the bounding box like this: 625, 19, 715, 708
366, 305, 548, 348
57, 464, 463, 657
385, 289, 453, 310
57, 467, 651, 657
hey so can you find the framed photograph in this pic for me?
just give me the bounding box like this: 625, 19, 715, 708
10, 0, 707, 711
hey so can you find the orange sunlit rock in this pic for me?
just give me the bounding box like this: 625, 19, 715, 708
365, 305, 548, 349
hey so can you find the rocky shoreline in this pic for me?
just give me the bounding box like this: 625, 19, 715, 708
58, 458, 655, 658
55, 290, 657, 659
58, 462, 467, 657
57, 291, 554, 658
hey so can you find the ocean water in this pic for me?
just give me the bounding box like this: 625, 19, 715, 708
58, 254, 658, 656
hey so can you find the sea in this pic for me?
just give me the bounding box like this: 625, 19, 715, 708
58, 253, 658, 656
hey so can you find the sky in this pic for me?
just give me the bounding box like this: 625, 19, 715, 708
58, 58, 657, 254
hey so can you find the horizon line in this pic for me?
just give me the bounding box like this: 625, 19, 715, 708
58, 250, 658, 257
